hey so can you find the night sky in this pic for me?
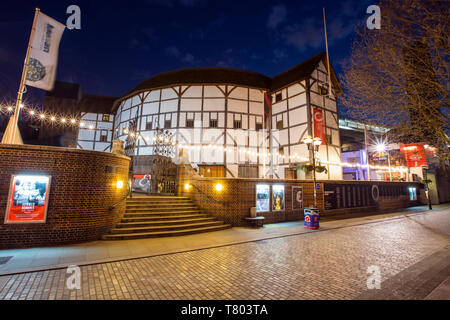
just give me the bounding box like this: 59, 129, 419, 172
0, 0, 372, 106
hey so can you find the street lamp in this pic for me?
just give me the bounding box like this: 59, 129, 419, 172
302, 135, 321, 209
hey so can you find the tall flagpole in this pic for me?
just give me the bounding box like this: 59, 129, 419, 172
323, 8, 332, 98
4, 8, 40, 145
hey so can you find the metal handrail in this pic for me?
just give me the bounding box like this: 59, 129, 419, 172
109, 179, 132, 211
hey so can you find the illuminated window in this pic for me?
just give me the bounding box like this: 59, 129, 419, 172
186, 119, 194, 128
100, 131, 108, 142
146, 121, 152, 130
277, 120, 283, 130
275, 93, 282, 102
210, 119, 218, 128
318, 86, 328, 95
102, 114, 110, 122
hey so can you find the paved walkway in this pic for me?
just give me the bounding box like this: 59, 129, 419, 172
0, 205, 448, 300
0, 205, 448, 276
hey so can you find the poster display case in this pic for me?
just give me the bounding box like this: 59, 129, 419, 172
256, 184, 270, 212
292, 186, 303, 210
5, 175, 51, 224
272, 185, 285, 211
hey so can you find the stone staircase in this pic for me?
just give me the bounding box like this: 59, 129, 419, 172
102, 196, 231, 240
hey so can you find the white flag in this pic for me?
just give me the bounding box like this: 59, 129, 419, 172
25, 12, 65, 91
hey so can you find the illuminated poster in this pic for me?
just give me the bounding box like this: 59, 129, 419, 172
292, 186, 303, 210
272, 185, 285, 211
5, 175, 51, 224
400, 143, 427, 167
132, 174, 151, 193
408, 187, 417, 201
256, 184, 270, 212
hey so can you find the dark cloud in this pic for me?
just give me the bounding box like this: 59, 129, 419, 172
165, 46, 200, 66
267, 4, 287, 29
273, 48, 287, 60
129, 27, 158, 51
285, 19, 324, 52
166, 46, 182, 57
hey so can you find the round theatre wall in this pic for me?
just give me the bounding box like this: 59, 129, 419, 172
0, 144, 130, 249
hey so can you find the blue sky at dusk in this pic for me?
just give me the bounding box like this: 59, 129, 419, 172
0, 0, 373, 103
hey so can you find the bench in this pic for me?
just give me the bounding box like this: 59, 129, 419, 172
244, 216, 265, 228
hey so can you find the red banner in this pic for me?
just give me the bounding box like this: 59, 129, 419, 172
400, 143, 427, 167
5, 175, 51, 223
313, 108, 326, 144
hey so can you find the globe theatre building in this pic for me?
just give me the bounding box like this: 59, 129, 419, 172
76, 52, 343, 180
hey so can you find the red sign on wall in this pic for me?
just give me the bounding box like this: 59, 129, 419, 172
400, 143, 427, 167
313, 108, 326, 144
5, 175, 51, 224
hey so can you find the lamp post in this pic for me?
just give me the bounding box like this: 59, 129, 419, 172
302, 135, 322, 208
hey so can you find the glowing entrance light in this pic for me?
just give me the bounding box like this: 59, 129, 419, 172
215, 183, 223, 192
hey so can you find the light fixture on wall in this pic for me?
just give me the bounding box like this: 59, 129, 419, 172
215, 183, 223, 192
116, 180, 124, 189
184, 183, 191, 191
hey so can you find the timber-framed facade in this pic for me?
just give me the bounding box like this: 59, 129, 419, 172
74, 52, 344, 180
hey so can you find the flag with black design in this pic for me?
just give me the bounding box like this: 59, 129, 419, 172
25, 11, 65, 91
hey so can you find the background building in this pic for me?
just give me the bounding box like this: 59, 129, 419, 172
42, 81, 116, 150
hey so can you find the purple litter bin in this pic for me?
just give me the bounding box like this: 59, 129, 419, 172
304, 208, 319, 230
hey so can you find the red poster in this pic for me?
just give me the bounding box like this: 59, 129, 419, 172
400, 143, 427, 167
313, 108, 326, 144
5, 175, 51, 224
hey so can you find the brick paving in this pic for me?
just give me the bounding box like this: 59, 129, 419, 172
0, 214, 449, 300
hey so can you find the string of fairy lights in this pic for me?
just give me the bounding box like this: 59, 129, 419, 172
0, 103, 94, 129
1, 103, 408, 173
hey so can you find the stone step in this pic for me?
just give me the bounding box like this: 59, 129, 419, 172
127, 197, 191, 202
121, 213, 210, 222
102, 224, 231, 240
127, 196, 189, 201
116, 217, 216, 228
126, 206, 197, 213
123, 211, 203, 217
111, 220, 223, 234
126, 203, 194, 208
111, 220, 224, 233
126, 200, 193, 205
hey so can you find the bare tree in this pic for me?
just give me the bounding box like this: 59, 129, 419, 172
340, 0, 449, 159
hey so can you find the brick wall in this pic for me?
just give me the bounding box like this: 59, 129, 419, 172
0, 144, 130, 249
178, 165, 422, 226
178, 165, 325, 226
